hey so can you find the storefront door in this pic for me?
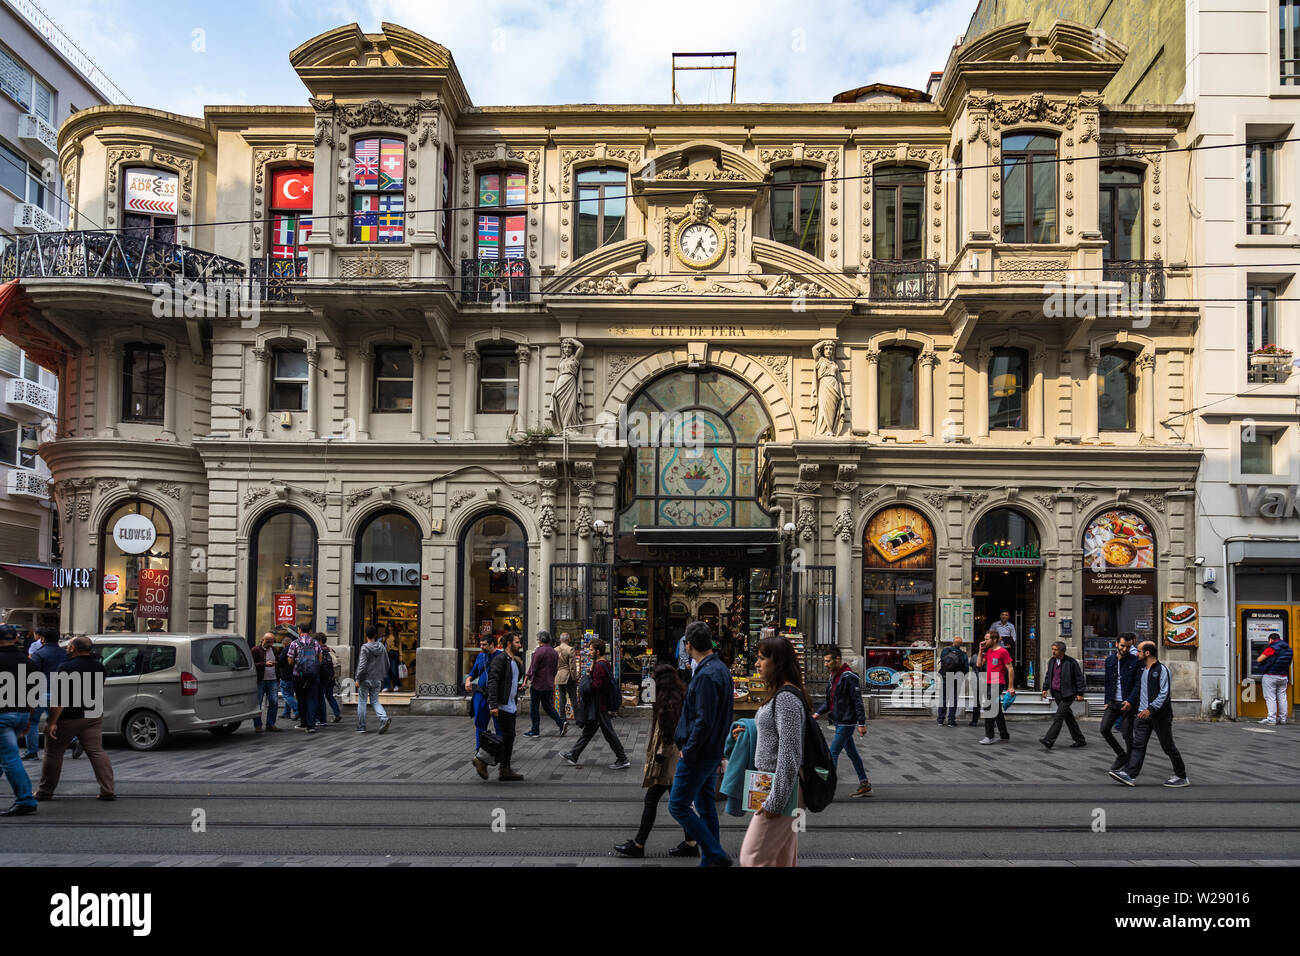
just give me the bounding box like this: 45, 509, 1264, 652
353, 587, 419, 692
973, 571, 1038, 689
1237, 604, 1300, 719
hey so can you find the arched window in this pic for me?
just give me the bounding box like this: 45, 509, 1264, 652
989, 348, 1028, 431
576, 168, 627, 257
873, 165, 925, 260
100, 499, 172, 632
268, 167, 313, 276
357, 510, 421, 564
355, 509, 422, 690
459, 511, 527, 689
616, 368, 776, 530
1002, 134, 1057, 243
1098, 348, 1136, 431
350, 137, 405, 243
1099, 166, 1143, 261
249, 509, 317, 639
771, 167, 823, 257
1082, 509, 1158, 689
878, 347, 917, 429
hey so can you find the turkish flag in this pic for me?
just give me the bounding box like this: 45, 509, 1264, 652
272, 169, 313, 210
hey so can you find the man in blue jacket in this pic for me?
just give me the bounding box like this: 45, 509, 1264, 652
668, 621, 734, 867
1256, 632, 1293, 725
1100, 632, 1140, 770
1110, 641, 1189, 788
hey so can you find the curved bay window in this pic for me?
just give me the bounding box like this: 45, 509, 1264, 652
351, 137, 405, 243
989, 348, 1027, 430
616, 368, 776, 530
355, 509, 422, 692
1098, 348, 1136, 431
249, 509, 317, 640
878, 347, 917, 429
1002, 133, 1057, 243
770, 167, 823, 257
459, 511, 527, 691
1082, 508, 1157, 693
971, 507, 1042, 687
872, 166, 925, 260
100, 500, 172, 632
862, 506, 936, 691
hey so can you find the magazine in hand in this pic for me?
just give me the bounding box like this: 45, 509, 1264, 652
743, 769, 799, 816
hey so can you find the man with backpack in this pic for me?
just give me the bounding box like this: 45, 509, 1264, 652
315, 633, 342, 725
812, 649, 871, 797
286, 628, 322, 733
937, 637, 968, 727
275, 630, 298, 721
560, 637, 630, 769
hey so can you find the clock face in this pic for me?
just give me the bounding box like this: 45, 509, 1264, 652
677, 221, 723, 268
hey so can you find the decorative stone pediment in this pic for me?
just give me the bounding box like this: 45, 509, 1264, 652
545, 238, 652, 295
956, 20, 1125, 66
291, 22, 454, 70
632, 140, 767, 188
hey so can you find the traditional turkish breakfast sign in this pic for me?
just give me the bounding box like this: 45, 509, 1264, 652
271, 169, 313, 210
123, 168, 178, 216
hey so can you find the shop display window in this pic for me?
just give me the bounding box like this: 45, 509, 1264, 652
99, 499, 172, 633
459, 511, 527, 689
862, 506, 936, 691
250, 509, 317, 639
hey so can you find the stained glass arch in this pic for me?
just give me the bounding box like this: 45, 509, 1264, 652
616, 368, 776, 530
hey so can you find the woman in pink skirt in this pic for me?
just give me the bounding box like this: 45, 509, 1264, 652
739, 635, 805, 867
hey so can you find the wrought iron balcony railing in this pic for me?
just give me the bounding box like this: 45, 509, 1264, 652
867, 258, 939, 302
0, 230, 245, 285
461, 257, 529, 304
249, 255, 306, 303
1102, 259, 1166, 304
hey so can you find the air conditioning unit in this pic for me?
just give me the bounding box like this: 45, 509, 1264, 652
17, 113, 57, 156
6, 469, 49, 499
5, 378, 57, 416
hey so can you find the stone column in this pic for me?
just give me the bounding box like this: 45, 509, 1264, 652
537, 463, 558, 635
305, 347, 320, 440
162, 348, 178, 440
1031, 347, 1046, 442
356, 347, 373, 440
461, 347, 478, 440
975, 346, 990, 439
1139, 351, 1156, 441
919, 349, 937, 439
1084, 352, 1100, 441
833, 467, 857, 654
574, 463, 595, 566
516, 345, 531, 433
99, 346, 123, 437
251, 346, 269, 439
864, 347, 879, 438
410, 345, 424, 439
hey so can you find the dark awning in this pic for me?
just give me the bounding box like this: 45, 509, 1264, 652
0, 563, 54, 589
633, 527, 780, 546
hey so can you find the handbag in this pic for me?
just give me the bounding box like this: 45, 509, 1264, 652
398, 663, 409, 679
476, 730, 503, 766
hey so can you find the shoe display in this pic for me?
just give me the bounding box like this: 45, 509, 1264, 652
667, 841, 700, 857
1109, 770, 1137, 787
613, 840, 644, 858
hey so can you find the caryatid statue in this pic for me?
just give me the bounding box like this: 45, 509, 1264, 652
550, 337, 585, 432
811, 339, 845, 437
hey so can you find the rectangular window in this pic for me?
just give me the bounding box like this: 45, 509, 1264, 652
576, 168, 627, 258
441, 148, 454, 249
1241, 428, 1279, 475
873, 168, 925, 260
1098, 349, 1135, 431
0, 141, 32, 203
476, 169, 527, 260
121, 344, 166, 423
269, 168, 313, 276
21, 351, 39, 382
18, 423, 37, 469
989, 349, 1027, 430
1099, 167, 1144, 261
271, 349, 308, 412
1247, 139, 1285, 236
351, 138, 405, 243
0, 415, 16, 465
373, 346, 414, 412
1283, 0, 1300, 85
771, 167, 823, 258
1002, 134, 1058, 243
1247, 284, 1287, 384
0, 44, 32, 111
954, 152, 962, 251
33, 78, 52, 123
477, 346, 519, 413
878, 348, 916, 429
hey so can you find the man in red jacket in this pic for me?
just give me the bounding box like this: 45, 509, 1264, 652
523, 631, 566, 737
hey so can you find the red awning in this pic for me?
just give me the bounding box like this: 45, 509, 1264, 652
0, 280, 65, 373
0, 563, 54, 589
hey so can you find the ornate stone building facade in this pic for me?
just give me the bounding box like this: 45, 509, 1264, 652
3, 20, 1207, 711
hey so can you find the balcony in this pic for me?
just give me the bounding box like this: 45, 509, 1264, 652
13, 203, 61, 234
0, 230, 245, 285
867, 259, 939, 302
1103, 259, 1166, 305
5, 378, 56, 416
5, 469, 49, 499
249, 255, 306, 303
1248, 349, 1295, 385
460, 257, 530, 304
17, 113, 57, 156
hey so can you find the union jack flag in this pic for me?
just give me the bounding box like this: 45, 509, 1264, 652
353, 194, 377, 242
353, 139, 379, 188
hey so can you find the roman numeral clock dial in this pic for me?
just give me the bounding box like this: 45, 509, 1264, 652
674, 219, 725, 269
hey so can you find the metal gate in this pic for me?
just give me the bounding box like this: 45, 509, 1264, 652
550, 562, 615, 673
780, 564, 836, 702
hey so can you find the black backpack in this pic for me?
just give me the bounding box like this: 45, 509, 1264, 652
776, 686, 836, 813
599, 660, 621, 713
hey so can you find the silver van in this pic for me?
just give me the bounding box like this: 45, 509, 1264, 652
2, 607, 60, 632
88, 633, 260, 751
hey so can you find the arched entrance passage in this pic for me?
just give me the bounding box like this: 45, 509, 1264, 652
972, 507, 1042, 688
458, 511, 528, 694
353, 508, 422, 692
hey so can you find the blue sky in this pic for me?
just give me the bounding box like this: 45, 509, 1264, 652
39, 0, 975, 114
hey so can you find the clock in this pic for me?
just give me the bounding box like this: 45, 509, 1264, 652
674, 217, 726, 269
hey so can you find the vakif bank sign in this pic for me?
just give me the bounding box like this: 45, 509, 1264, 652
974, 542, 1043, 568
